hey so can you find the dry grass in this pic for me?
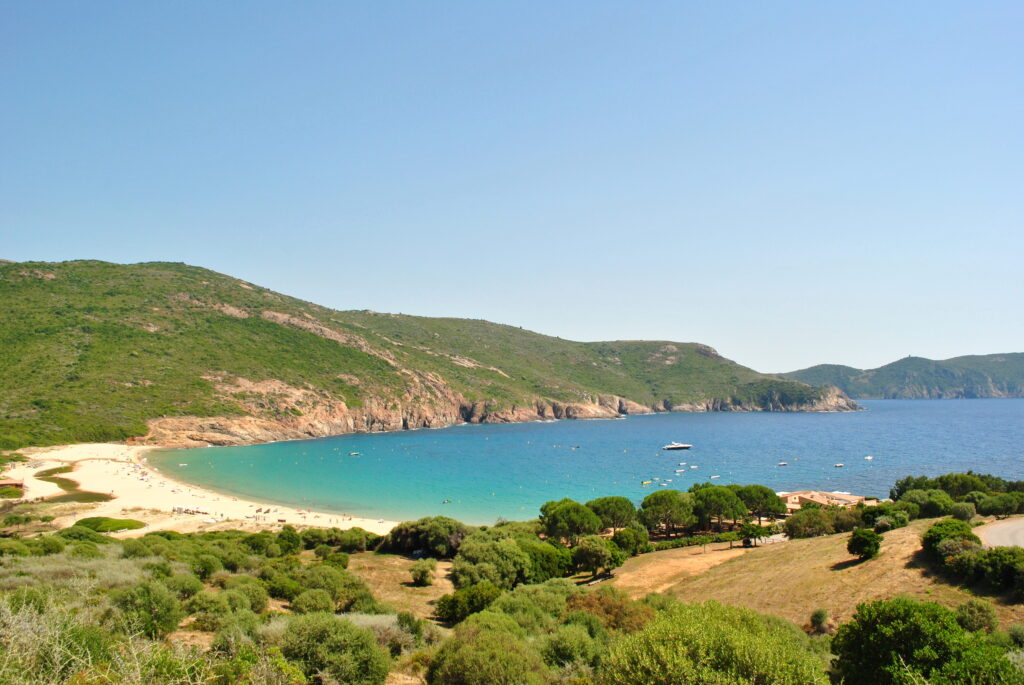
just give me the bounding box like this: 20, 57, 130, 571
346, 552, 454, 620
651, 519, 1024, 629
609, 540, 751, 597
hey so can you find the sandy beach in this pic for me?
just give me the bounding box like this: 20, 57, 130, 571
4, 443, 399, 537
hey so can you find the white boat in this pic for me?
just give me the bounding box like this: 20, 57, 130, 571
178, 463, 188, 467
690, 465, 698, 469
349, 452, 360, 456
662, 442, 693, 451
834, 463, 845, 468
778, 461, 788, 466
710, 475, 721, 479
678, 462, 687, 466
865, 456, 874, 460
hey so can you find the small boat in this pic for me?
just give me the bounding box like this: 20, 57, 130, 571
641, 480, 652, 485
349, 452, 361, 456
678, 462, 687, 466
710, 475, 721, 479
659, 483, 668, 486
178, 463, 188, 467
663, 442, 693, 451
865, 456, 874, 461
690, 465, 698, 469
441, 499, 452, 504
778, 461, 788, 466
834, 463, 845, 468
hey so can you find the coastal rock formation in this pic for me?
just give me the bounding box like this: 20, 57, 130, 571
133, 376, 856, 448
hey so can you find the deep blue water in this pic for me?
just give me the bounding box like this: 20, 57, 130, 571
150, 399, 1024, 525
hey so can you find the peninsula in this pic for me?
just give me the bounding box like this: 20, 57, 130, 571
0, 260, 856, 450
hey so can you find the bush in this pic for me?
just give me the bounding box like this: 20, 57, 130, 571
410, 558, 437, 586
76, 516, 145, 533
600, 601, 827, 684
192, 553, 224, 580
847, 529, 882, 560
280, 613, 390, 684
69, 542, 104, 559
810, 608, 830, 634
163, 574, 204, 600
1009, 622, 1024, 647
428, 623, 549, 685
450, 536, 531, 590
56, 525, 110, 544
435, 581, 503, 624
380, 517, 471, 558
833, 596, 1018, 684
783, 508, 834, 538
922, 519, 980, 560
336, 527, 382, 553
113, 581, 184, 638
572, 536, 625, 577
293, 589, 335, 614
565, 586, 653, 634
540, 623, 599, 667
956, 599, 999, 633
951, 502, 977, 521
611, 526, 649, 556
223, 576, 269, 613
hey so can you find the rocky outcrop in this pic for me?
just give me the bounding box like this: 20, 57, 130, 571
131, 376, 857, 448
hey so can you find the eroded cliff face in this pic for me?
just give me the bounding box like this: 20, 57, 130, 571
131, 376, 856, 448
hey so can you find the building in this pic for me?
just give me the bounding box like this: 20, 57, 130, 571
776, 490, 877, 515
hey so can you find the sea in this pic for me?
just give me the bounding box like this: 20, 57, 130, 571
149, 399, 1024, 526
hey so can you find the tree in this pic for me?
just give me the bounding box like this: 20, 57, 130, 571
736, 484, 786, 524
978, 493, 1019, 518
922, 519, 980, 560
692, 486, 747, 528
281, 613, 390, 685
584, 496, 636, 532
611, 525, 649, 556
571, 536, 625, 577
451, 537, 532, 589
739, 522, 771, 546
951, 502, 977, 521
847, 529, 882, 560
638, 489, 695, 535
833, 597, 1019, 685
541, 501, 601, 543
428, 622, 550, 685
435, 581, 503, 624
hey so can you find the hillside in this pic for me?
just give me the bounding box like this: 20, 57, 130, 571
781, 354, 1024, 399
0, 260, 855, 449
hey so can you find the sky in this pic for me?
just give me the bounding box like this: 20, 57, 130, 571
2, 2, 1021, 373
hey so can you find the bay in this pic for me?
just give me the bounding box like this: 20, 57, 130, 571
149, 399, 1024, 525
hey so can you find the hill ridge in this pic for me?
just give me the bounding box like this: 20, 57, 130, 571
0, 260, 856, 449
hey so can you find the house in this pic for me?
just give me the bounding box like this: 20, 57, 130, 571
777, 490, 876, 515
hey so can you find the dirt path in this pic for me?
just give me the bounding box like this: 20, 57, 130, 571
610, 543, 750, 597
975, 516, 1024, 548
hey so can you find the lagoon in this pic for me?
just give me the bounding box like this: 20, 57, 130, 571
150, 399, 1024, 525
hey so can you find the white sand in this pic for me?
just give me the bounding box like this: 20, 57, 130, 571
6, 443, 398, 537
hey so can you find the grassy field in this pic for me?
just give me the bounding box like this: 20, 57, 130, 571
347, 552, 455, 621
635, 519, 1024, 628
0, 259, 840, 448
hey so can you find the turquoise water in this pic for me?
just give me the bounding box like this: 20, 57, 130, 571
150, 399, 1024, 525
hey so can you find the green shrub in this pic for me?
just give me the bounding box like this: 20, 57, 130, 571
922, 519, 980, 560
35, 535, 66, 555
833, 596, 1018, 684
293, 588, 335, 614
76, 516, 145, 532
956, 599, 999, 633
600, 601, 826, 684
611, 526, 649, 556
951, 502, 977, 521
56, 525, 110, 544
0, 539, 31, 557
69, 542, 104, 559
223, 576, 269, 613
0, 485, 23, 498
540, 623, 599, 667
783, 508, 835, 538
1009, 622, 1024, 647
428, 624, 549, 685
435, 581, 503, 624
572, 536, 625, 577
265, 573, 303, 601
410, 558, 437, 586
113, 581, 184, 638
336, 527, 381, 553
280, 613, 390, 684
163, 573, 204, 600
847, 529, 882, 560
192, 553, 224, 580
450, 536, 531, 590
810, 608, 830, 634
380, 517, 472, 558
314, 543, 333, 559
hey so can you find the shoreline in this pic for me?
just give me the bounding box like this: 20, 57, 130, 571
4, 443, 399, 536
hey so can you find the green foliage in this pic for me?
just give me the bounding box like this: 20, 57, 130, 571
435, 581, 503, 624
599, 600, 827, 684
0, 486, 23, 498
691, 484, 747, 527
280, 613, 390, 685
292, 589, 335, 614
335, 527, 381, 553
75, 516, 146, 532
900, 488, 956, 517
638, 489, 695, 533
956, 599, 999, 633
951, 501, 977, 521
735, 484, 786, 523
541, 623, 600, 667
784, 508, 835, 538
56, 524, 111, 544
427, 622, 550, 685
540, 499, 601, 543
833, 596, 1021, 684
450, 535, 531, 590
410, 557, 437, 586
585, 496, 636, 531
572, 536, 625, 577
978, 493, 1022, 518
515, 536, 572, 583
565, 585, 654, 634
611, 525, 650, 556
162, 573, 204, 600
380, 516, 472, 558
922, 519, 981, 560
847, 528, 882, 560
113, 581, 184, 638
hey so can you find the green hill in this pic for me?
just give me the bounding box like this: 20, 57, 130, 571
781, 354, 1024, 399
0, 260, 854, 449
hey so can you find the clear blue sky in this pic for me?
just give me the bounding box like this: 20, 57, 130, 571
3, 2, 1021, 372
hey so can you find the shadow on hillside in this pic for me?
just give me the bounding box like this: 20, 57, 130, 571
830, 558, 864, 571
